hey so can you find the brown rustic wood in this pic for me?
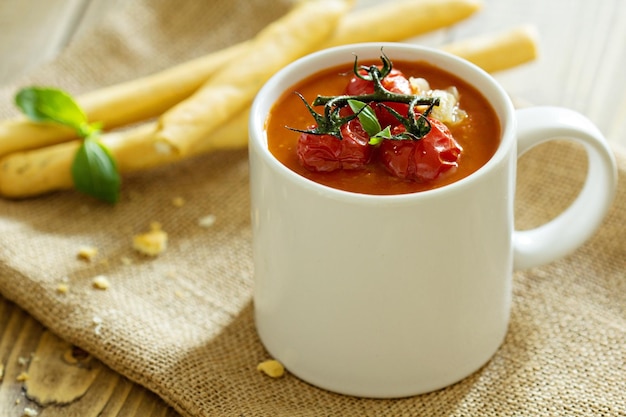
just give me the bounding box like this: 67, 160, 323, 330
0, 298, 177, 417
25, 331, 103, 406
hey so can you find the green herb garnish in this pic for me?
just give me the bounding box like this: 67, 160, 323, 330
347, 99, 381, 136
369, 125, 392, 146
347, 99, 394, 145
15, 87, 120, 203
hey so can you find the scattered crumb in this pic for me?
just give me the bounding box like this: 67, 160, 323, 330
77, 246, 98, 262
257, 359, 285, 378
120, 256, 133, 266
15, 398, 20, 404
92, 275, 111, 290
174, 289, 186, 299
198, 214, 217, 228
92, 316, 103, 335
133, 222, 168, 256
23, 407, 38, 417
172, 196, 185, 207
16, 372, 29, 382
17, 356, 29, 366
56, 283, 69, 294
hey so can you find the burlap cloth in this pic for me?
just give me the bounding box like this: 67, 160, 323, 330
0, 1, 624, 416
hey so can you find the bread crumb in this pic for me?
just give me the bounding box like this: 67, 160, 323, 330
172, 196, 185, 207
120, 256, 133, 266
92, 275, 110, 290
16, 372, 29, 382
23, 407, 38, 417
56, 283, 69, 294
77, 246, 98, 261
198, 214, 216, 228
17, 356, 29, 366
133, 222, 168, 256
257, 359, 285, 378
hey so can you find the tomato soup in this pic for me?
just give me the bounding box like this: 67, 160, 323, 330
266, 60, 500, 195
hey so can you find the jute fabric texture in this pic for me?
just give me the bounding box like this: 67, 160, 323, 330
0, 1, 624, 416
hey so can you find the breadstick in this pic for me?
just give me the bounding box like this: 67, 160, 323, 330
0, 26, 539, 199
0, 43, 248, 159
0, 123, 159, 197
0, 113, 251, 198
81, 43, 248, 129
0, 0, 481, 157
154, 0, 353, 156
442, 25, 539, 73
322, 0, 483, 48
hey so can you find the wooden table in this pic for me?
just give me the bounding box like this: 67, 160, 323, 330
0, 0, 624, 415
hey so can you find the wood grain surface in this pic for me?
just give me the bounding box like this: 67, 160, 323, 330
0, 299, 177, 416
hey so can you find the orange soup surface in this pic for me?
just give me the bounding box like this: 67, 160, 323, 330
266, 60, 500, 195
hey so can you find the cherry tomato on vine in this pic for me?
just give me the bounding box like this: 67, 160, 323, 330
379, 118, 463, 182
296, 118, 372, 172
344, 67, 411, 127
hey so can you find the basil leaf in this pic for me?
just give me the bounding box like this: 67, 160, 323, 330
369, 126, 392, 145
348, 99, 381, 137
15, 87, 87, 132
71, 137, 121, 204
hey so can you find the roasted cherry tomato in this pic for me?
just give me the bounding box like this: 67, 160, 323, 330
344, 67, 411, 127
379, 118, 463, 182
297, 118, 372, 172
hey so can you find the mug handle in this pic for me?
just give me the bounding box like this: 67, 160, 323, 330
513, 106, 618, 270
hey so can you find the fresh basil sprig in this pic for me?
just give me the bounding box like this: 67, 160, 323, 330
15, 87, 120, 203
347, 99, 393, 146
348, 99, 380, 136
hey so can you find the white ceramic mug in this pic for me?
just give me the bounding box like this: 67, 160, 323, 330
248, 43, 617, 398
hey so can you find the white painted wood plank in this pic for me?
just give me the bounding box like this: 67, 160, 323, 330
447, 0, 626, 147
73, 0, 120, 40
0, 0, 84, 83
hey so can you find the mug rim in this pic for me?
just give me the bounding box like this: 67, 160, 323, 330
249, 42, 516, 202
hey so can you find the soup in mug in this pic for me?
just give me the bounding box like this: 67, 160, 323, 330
266, 55, 500, 195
